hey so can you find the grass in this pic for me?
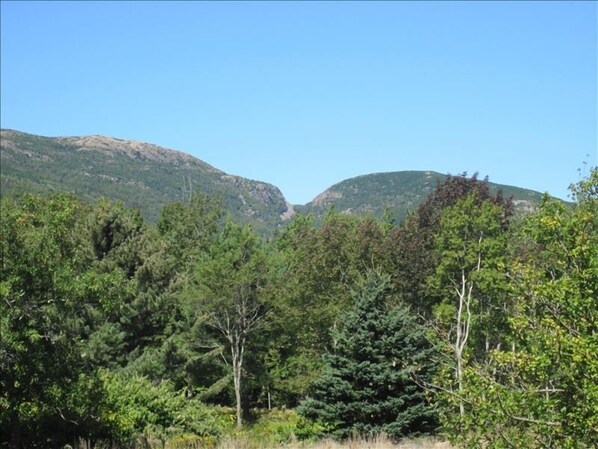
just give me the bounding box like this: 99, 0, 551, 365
74, 434, 452, 449
161, 434, 452, 449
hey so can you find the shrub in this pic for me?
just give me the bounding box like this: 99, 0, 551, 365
96, 370, 222, 444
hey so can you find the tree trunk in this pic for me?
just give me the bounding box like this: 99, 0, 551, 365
455, 346, 465, 416
267, 387, 272, 410
231, 339, 244, 429
234, 370, 242, 429
10, 414, 21, 449
454, 269, 472, 417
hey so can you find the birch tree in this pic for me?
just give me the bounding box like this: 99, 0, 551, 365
430, 193, 509, 416
440, 170, 598, 449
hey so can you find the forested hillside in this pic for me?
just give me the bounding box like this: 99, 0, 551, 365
1, 130, 550, 235
0, 129, 291, 234
1, 170, 596, 449
298, 171, 544, 222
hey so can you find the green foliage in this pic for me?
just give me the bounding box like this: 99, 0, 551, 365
431, 192, 510, 358
299, 271, 438, 440
1, 160, 589, 449
247, 409, 326, 443
122, 194, 223, 385
32, 369, 223, 446
0, 193, 95, 446
438, 169, 598, 448
267, 212, 396, 405
0, 193, 221, 448
157, 192, 222, 267
385, 172, 514, 315
189, 220, 272, 427
88, 198, 144, 267
96, 370, 222, 443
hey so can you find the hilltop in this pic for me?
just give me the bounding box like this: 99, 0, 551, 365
297, 170, 544, 222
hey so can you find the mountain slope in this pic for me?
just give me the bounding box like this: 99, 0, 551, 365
0, 130, 291, 232
297, 171, 545, 222
1, 130, 549, 232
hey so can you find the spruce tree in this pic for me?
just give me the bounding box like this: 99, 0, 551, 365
299, 271, 438, 440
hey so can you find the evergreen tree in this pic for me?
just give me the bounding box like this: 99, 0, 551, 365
269, 212, 392, 406
298, 271, 438, 440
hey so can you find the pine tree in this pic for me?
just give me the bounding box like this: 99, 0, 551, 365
298, 271, 438, 440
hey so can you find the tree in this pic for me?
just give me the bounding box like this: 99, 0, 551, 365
268, 211, 393, 407
0, 194, 133, 447
299, 271, 438, 440
87, 198, 145, 275
0, 193, 226, 446
429, 193, 509, 416
438, 169, 598, 448
192, 221, 270, 428
0, 194, 87, 447
122, 193, 222, 387
84, 199, 144, 369
157, 192, 222, 269
386, 173, 512, 315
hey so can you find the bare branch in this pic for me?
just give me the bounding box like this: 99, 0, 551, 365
496, 391, 562, 427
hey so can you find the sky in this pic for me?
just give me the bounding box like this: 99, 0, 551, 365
1, 1, 596, 205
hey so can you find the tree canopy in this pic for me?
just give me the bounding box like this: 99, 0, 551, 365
1, 170, 595, 448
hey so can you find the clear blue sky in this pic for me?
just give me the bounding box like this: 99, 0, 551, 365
1, 1, 596, 204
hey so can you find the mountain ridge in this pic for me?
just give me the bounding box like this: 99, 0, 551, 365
0, 129, 292, 233
1, 129, 549, 231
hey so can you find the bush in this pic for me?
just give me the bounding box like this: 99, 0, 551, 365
96, 369, 222, 444
249, 409, 326, 443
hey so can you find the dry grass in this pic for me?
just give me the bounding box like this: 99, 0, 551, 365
309, 435, 451, 449
213, 434, 452, 449
76, 431, 453, 449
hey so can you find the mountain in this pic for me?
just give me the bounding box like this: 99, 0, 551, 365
0, 130, 292, 234
296, 171, 545, 222
1, 130, 548, 233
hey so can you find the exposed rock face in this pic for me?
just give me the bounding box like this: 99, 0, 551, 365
280, 203, 295, 221
0, 129, 291, 234
59, 135, 219, 170
312, 189, 343, 207
512, 199, 537, 214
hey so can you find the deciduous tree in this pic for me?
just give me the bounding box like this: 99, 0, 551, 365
438, 169, 598, 448
192, 221, 270, 428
